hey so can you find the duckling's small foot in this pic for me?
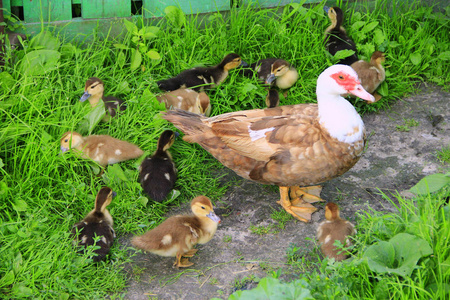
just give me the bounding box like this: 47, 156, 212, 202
372, 92, 382, 102
289, 186, 324, 203
182, 249, 198, 258
174, 253, 194, 268
277, 187, 317, 222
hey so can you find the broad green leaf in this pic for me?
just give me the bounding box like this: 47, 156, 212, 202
13, 252, 23, 274
146, 50, 161, 60
130, 48, 142, 71
0, 158, 3, 168
389, 41, 401, 48
364, 233, 433, 277
107, 164, 129, 182
77, 102, 106, 135
138, 196, 148, 207
145, 26, 160, 35
240, 83, 258, 94
29, 30, 60, 50
60, 43, 78, 60
11, 283, 33, 297
113, 43, 129, 50
333, 49, 355, 60
410, 52, 422, 65
20, 50, 61, 76
409, 173, 450, 195
117, 81, 131, 93
13, 199, 28, 212
0, 71, 15, 93
164, 6, 186, 29
362, 21, 379, 33
0, 270, 14, 287
378, 81, 388, 96
123, 19, 137, 34
143, 31, 157, 39
351, 21, 365, 31
117, 51, 126, 68
373, 29, 385, 45
437, 51, 450, 60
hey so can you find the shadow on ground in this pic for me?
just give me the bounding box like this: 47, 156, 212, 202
121, 84, 449, 300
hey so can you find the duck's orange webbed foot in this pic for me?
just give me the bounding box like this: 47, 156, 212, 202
182, 248, 198, 258
289, 185, 324, 203
174, 252, 194, 268
277, 186, 318, 222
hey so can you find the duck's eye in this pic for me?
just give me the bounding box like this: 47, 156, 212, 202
338, 75, 344, 80
64, 139, 68, 142
201, 206, 205, 209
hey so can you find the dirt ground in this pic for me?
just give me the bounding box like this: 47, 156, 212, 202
120, 83, 449, 300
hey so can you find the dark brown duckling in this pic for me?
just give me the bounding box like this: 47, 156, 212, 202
265, 89, 280, 108
242, 58, 298, 90
131, 195, 220, 268
317, 202, 356, 261
71, 187, 116, 262
139, 130, 178, 202
324, 6, 358, 66
80, 77, 125, 121
157, 53, 247, 91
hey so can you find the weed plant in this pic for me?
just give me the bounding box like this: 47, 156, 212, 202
0, 0, 449, 298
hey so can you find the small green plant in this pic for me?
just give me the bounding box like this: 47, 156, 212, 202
209, 277, 219, 285
232, 275, 260, 291
249, 224, 274, 235
270, 209, 293, 230
437, 146, 450, 164
396, 118, 420, 132
223, 235, 232, 243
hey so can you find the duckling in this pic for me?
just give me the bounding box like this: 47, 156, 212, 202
242, 58, 298, 90
265, 89, 280, 108
80, 77, 125, 121
131, 195, 221, 268
317, 202, 356, 261
60, 131, 143, 167
139, 130, 178, 202
157, 53, 247, 91
71, 187, 116, 262
156, 88, 212, 116
324, 6, 359, 66
350, 51, 386, 102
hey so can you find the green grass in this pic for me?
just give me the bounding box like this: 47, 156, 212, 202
0, 0, 449, 298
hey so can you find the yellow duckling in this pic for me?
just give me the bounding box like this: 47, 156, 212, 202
131, 196, 221, 268
139, 130, 178, 202
317, 202, 356, 261
350, 51, 386, 102
243, 58, 298, 90
157, 53, 247, 91
324, 6, 359, 66
60, 131, 143, 167
80, 77, 125, 120
156, 88, 212, 116
71, 187, 116, 262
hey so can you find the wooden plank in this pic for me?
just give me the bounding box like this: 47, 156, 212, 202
82, 0, 131, 19
241, 0, 322, 9
2, 0, 11, 17
144, 0, 230, 18
10, 0, 21, 6
23, 0, 72, 23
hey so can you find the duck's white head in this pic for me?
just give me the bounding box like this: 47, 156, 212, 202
316, 64, 375, 102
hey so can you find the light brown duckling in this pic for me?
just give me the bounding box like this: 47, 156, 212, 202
350, 51, 386, 102
60, 131, 143, 167
156, 88, 212, 116
317, 202, 356, 261
265, 89, 280, 108
131, 196, 220, 268
71, 187, 116, 262
80, 77, 125, 121
139, 130, 178, 202
157, 53, 247, 91
242, 58, 298, 90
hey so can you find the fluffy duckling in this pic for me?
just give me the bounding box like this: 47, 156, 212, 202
324, 6, 359, 66
60, 131, 143, 167
242, 58, 298, 90
132, 196, 221, 268
157, 53, 246, 91
80, 77, 125, 120
71, 187, 116, 262
139, 130, 178, 202
265, 89, 280, 108
317, 202, 356, 261
156, 88, 212, 116
350, 51, 386, 102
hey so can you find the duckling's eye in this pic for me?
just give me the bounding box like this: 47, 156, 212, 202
338, 75, 344, 80
64, 139, 68, 142
201, 206, 205, 209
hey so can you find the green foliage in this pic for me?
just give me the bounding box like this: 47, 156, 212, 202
409, 173, 450, 195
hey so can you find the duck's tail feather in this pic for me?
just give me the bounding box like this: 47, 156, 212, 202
162, 109, 210, 143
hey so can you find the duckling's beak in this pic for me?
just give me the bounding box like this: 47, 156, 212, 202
60, 146, 69, 153
80, 91, 91, 102
348, 84, 376, 103
240, 60, 249, 67
265, 73, 276, 85
323, 6, 330, 13
207, 211, 221, 223
112, 191, 117, 198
